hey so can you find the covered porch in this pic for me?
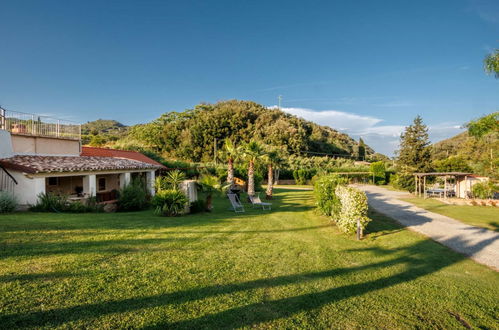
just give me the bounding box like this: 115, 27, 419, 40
414, 172, 488, 199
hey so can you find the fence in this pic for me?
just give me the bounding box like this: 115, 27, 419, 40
0, 107, 81, 140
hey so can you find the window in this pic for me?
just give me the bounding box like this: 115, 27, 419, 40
98, 178, 106, 191
48, 177, 59, 186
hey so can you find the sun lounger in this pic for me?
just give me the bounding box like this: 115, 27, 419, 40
249, 193, 271, 210
227, 193, 245, 213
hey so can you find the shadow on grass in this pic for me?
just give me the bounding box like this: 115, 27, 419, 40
0, 236, 469, 329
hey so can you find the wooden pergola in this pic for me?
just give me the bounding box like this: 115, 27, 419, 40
413, 172, 473, 199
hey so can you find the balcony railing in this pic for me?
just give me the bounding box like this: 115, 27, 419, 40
0, 107, 81, 140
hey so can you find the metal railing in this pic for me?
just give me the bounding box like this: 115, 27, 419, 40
0, 107, 81, 140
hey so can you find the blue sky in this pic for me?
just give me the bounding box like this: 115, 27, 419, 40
0, 0, 498, 156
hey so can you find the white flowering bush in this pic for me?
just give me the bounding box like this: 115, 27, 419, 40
335, 185, 371, 234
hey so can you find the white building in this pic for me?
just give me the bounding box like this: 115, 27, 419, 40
0, 108, 163, 207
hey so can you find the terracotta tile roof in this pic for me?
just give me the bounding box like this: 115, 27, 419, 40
0, 155, 162, 174
81, 147, 165, 167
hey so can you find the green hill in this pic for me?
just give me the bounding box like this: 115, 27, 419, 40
111, 100, 374, 162
81, 119, 128, 145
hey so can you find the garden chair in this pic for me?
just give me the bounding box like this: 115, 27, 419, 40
249, 193, 272, 210
227, 193, 245, 213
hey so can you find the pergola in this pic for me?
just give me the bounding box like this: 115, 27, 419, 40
413, 172, 473, 199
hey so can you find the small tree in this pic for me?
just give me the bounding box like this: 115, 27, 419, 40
357, 138, 366, 161
396, 116, 432, 191
219, 139, 240, 187
198, 174, 222, 211
241, 141, 266, 196
263, 149, 284, 200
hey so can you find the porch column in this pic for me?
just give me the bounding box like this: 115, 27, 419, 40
83, 174, 96, 197
146, 170, 155, 196
119, 172, 131, 189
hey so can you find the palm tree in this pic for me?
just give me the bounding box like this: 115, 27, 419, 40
219, 139, 240, 187
264, 149, 284, 200
241, 140, 266, 196
198, 174, 221, 211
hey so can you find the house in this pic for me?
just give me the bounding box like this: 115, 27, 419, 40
0, 108, 164, 207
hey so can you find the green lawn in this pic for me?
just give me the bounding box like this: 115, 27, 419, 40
0, 189, 498, 328
401, 197, 499, 232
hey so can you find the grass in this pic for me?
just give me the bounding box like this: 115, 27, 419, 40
0, 189, 498, 328
401, 197, 499, 232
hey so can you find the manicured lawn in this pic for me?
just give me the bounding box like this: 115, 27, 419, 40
401, 197, 499, 232
0, 189, 498, 328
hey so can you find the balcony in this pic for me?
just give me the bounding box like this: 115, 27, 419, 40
0, 108, 81, 141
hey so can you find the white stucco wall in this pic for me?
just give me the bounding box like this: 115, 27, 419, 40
10, 171, 45, 206
0, 130, 13, 159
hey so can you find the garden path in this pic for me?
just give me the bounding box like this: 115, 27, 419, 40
356, 184, 499, 270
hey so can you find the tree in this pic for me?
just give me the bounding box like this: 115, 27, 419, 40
397, 116, 432, 172
484, 49, 499, 78
263, 148, 285, 200
241, 141, 266, 196
395, 116, 432, 191
357, 138, 366, 160
219, 139, 240, 187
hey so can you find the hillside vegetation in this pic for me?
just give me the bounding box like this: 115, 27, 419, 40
101, 100, 373, 162
432, 112, 498, 178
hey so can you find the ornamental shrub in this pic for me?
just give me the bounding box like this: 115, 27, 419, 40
118, 179, 149, 211
314, 175, 347, 217
472, 181, 496, 199
30, 193, 68, 212
0, 191, 17, 213
335, 185, 371, 234
152, 189, 188, 216
293, 169, 314, 185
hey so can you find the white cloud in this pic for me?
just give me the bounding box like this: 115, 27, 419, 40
277, 106, 464, 157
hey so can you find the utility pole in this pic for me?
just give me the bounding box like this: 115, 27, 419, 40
278, 95, 282, 110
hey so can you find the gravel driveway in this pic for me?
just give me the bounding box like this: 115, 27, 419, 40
356, 184, 499, 271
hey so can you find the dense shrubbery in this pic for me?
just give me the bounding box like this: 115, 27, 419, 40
472, 181, 497, 199
314, 175, 371, 235
391, 173, 415, 192
30, 193, 102, 213
369, 161, 386, 185
117, 179, 149, 211
0, 191, 17, 213
293, 169, 315, 185
314, 175, 347, 217
335, 185, 371, 234
152, 190, 188, 216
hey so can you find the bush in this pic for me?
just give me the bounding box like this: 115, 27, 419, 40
30, 193, 68, 212
472, 181, 496, 199
369, 161, 386, 185
314, 175, 347, 217
391, 173, 415, 192
118, 179, 149, 211
30, 193, 103, 213
0, 191, 17, 213
335, 185, 371, 234
152, 189, 188, 216
293, 169, 315, 185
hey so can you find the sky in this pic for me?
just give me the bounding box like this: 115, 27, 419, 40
0, 0, 498, 156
